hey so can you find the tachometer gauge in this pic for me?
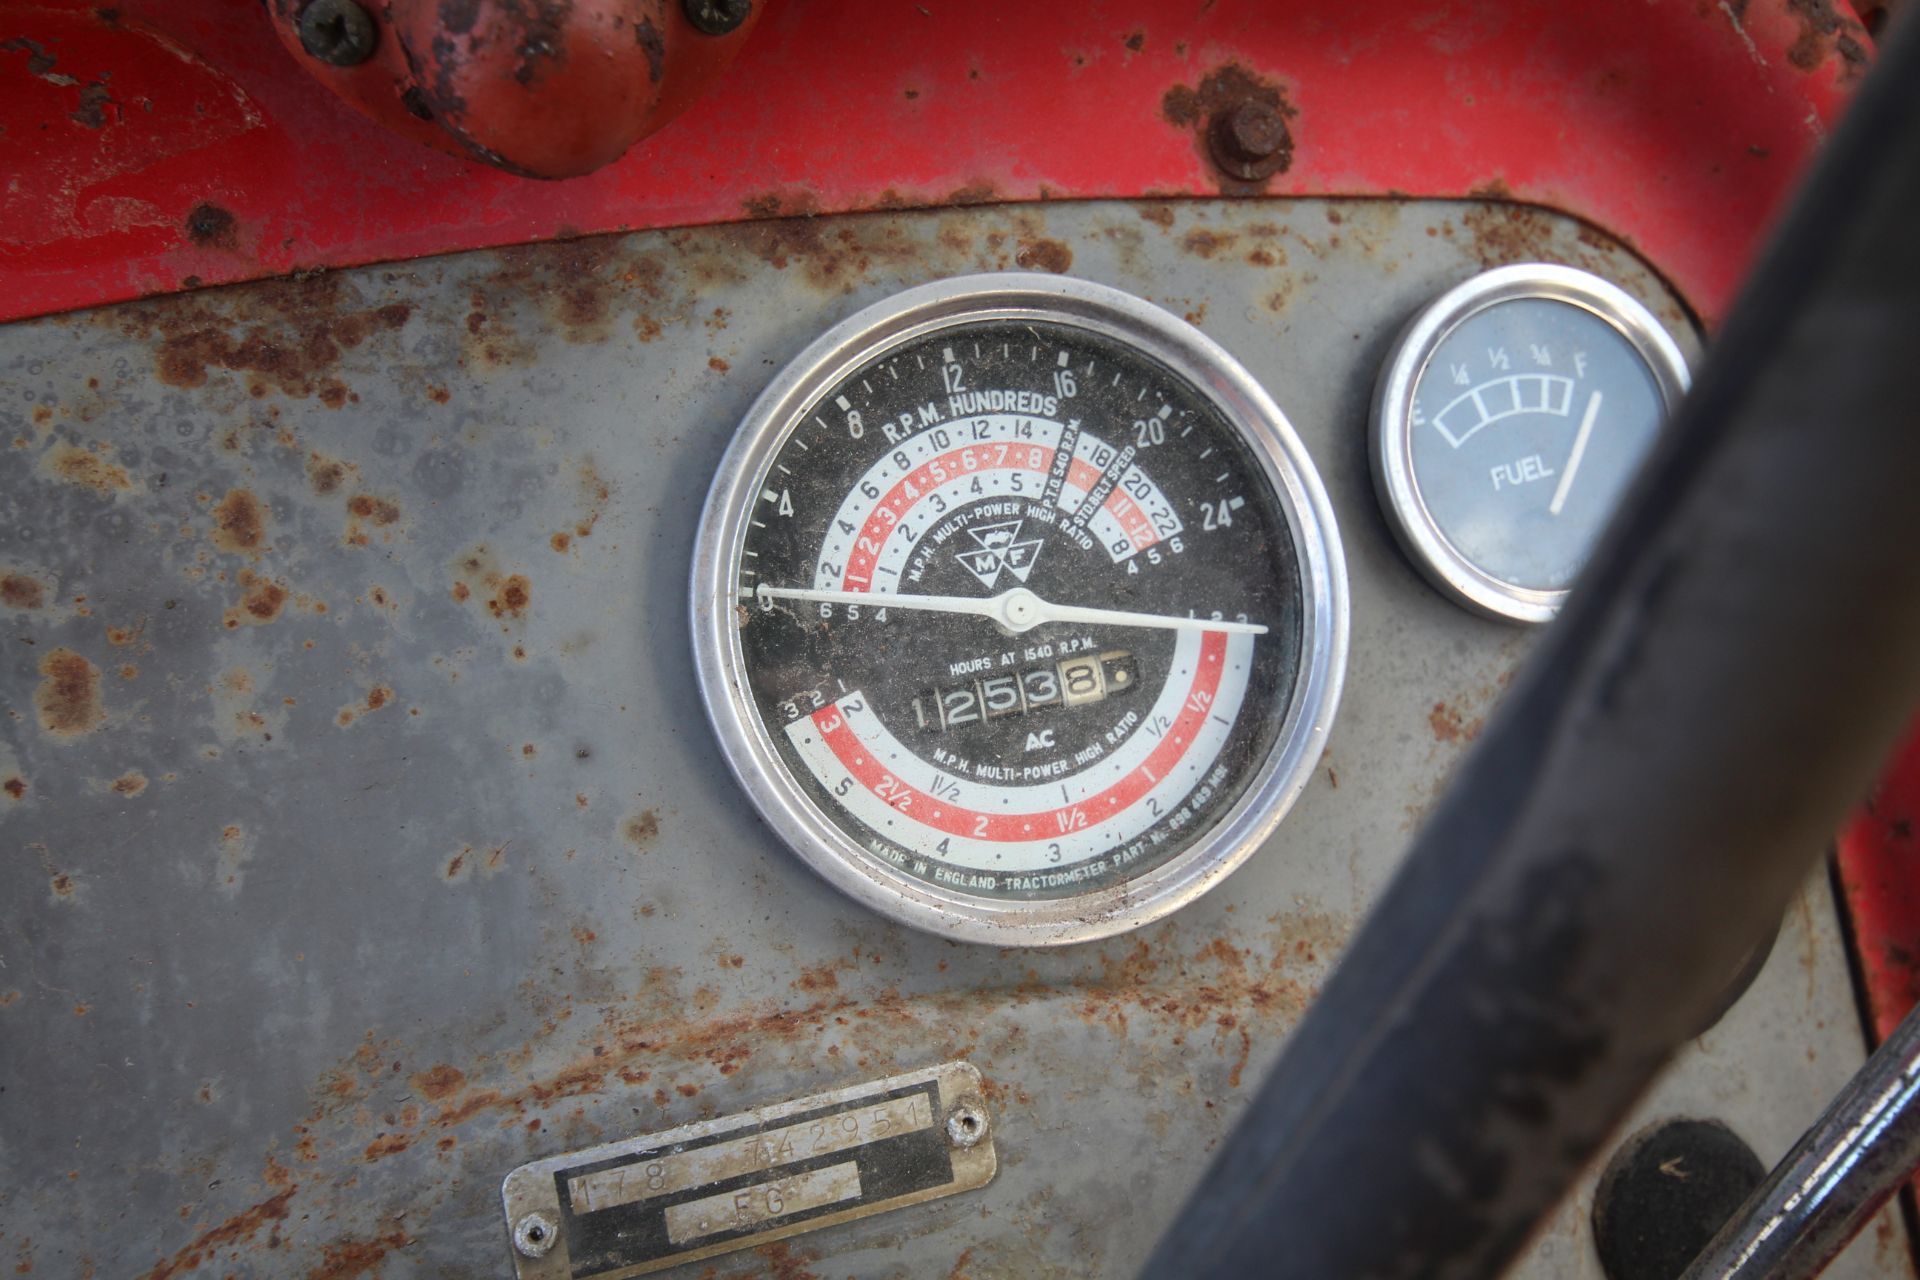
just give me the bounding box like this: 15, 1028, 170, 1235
1371, 263, 1690, 623
691, 275, 1348, 945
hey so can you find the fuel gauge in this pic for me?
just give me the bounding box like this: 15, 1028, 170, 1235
1371, 264, 1690, 622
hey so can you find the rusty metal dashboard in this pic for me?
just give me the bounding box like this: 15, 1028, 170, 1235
0, 199, 1905, 1277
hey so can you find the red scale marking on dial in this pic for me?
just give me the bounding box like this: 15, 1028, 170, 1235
839, 446, 1159, 588
811, 631, 1228, 842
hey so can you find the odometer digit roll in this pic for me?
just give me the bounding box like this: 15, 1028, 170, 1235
691, 275, 1349, 945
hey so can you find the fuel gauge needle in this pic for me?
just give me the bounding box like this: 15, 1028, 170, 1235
1549, 390, 1604, 517
753, 584, 1268, 636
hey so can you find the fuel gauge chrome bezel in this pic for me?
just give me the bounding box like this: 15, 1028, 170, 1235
1370, 263, 1691, 624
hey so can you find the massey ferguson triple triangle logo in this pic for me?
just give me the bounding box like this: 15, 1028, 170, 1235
955, 518, 1044, 589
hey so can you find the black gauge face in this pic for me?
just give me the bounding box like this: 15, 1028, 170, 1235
1409, 298, 1664, 591
734, 320, 1305, 900
1372, 265, 1689, 623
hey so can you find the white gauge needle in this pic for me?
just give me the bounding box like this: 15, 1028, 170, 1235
1548, 390, 1603, 517
753, 584, 1268, 635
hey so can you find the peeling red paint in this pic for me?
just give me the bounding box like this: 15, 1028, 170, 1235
0, 1, 1862, 329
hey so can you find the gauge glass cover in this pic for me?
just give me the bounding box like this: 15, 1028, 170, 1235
691, 275, 1347, 945
1371, 264, 1690, 623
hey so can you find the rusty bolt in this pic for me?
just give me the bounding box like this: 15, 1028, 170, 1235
298, 0, 378, 67
513, 1212, 558, 1258
684, 0, 752, 36
945, 1101, 989, 1150
1208, 99, 1292, 181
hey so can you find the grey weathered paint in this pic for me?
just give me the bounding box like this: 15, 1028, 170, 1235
0, 200, 1901, 1279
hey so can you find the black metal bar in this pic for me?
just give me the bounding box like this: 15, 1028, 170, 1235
1142, 13, 1920, 1279
1680, 999, 1920, 1279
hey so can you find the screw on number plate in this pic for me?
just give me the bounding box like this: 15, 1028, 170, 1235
298, 0, 379, 67
945, 1101, 989, 1149
683, 0, 752, 36
513, 1212, 558, 1259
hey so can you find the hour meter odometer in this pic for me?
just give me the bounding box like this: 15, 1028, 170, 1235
691, 275, 1347, 945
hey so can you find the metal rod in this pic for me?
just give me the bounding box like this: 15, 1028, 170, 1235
1141, 12, 1920, 1280
1679, 1003, 1920, 1280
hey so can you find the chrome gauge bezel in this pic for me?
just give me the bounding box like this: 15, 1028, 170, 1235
690, 273, 1349, 946
1370, 263, 1691, 624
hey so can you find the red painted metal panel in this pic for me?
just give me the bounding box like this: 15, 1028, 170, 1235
1838, 723, 1920, 1044
0, 0, 1870, 327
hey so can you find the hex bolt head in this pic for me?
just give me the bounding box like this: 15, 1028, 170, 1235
513, 1212, 559, 1259
945, 1101, 989, 1149
1208, 99, 1292, 181
684, 0, 753, 36
298, 0, 379, 68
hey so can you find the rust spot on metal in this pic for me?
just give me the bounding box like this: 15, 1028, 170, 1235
362, 1132, 411, 1160
306, 454, 350, 494
488, 574, 531, 619
945, 181, 999, 207
307, 1228, 410, 1279
741, 190, 824, 220
3, 778, 25, 801
336, 685, 392, 728
529, 1063, 610, 1103
347, 494, 400, 526
210, 488, 268, 555
1014, 238, 1073, 273
35, 648, 103, 738
551, 532, 572, 552
50, 872, 75, 898
1459, 193, 1560, 267
1428, 700, 1482, 744
1181, 228, 1237, 259
223, 571, 288, 629
794, 964, 840, 994
708, 355, 730, 372
217, 823, 253, 890
44, 443, 131, 494
574, 458, 612, 539
111, 273, 414, 399
1784, 0, 1871, 75
411, 1064, 466, 1100
138, 1187, 296, 1280
1123, 29, 1145, 51
623, 808, 661, 849
1, 574, 45, 609
1225, 1026, 1254, 1087
110, 772, 148, 797
757, 1241, 824, 1280
184, 203, 238, 250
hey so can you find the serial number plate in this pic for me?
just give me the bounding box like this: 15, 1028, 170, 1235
500, 1061, 995, 1278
